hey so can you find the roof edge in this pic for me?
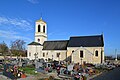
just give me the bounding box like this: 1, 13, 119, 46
70, 34, 103, 38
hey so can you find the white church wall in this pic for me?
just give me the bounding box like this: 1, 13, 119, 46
27, 45, 43, 60
67, 47, 104, 64
42, 50, 67, 61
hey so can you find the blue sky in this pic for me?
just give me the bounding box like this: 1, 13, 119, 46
0, 0, 120, 56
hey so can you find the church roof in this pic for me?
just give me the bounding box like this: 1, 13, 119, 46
67, 35, 104, 47
43, 40, 68, 50
36, 18, 46, 23
28, 42, 42, 45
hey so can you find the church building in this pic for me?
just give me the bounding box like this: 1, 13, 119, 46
27, 18, 104, 64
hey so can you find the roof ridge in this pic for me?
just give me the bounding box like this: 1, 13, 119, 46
70, 34, 102, 38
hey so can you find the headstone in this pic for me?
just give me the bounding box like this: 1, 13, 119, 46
38, 62, 43, 67
35, 61, 39, 69
67, 64, 74, 71
46, 63, 51, 67
18, 62, 22, 67
39, 59, 45, 63
60, 68, 66, 74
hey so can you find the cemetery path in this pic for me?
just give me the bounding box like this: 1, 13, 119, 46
92, 67, 120, 80
0, 71, 61, 80
0, 75, 35, 80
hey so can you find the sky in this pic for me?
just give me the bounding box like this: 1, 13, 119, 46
0, 0, 120, 56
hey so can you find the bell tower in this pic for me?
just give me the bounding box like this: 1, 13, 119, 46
35, 18, 47, 45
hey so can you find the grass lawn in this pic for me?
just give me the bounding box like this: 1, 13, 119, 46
19, 66, 37, 75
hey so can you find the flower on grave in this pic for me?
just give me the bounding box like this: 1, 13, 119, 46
10, 69, 13, 72
6, 69, 9, 72
35, 71, 37, 73
18, 73, 20, 76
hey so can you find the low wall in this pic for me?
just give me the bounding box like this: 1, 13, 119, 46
0, 56, 27, 59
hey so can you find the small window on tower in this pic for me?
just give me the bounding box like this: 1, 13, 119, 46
43, 25, 45, 33
38, 39, 40, 42
38, 25, 40, 32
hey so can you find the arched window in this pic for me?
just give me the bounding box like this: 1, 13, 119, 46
38, 25, 40, 32
95, 50, 98, 57
43, 25, 45, 33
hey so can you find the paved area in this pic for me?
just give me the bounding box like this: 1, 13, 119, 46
0, 72, 60, 80
0, 75, 35, 80
92, 67, 120, 80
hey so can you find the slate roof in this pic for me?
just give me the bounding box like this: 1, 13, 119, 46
67, 35, 104, 47
43, 40, 68, 50
28, 42, 42, 45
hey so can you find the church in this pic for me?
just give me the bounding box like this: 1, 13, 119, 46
27, 18, 104, 64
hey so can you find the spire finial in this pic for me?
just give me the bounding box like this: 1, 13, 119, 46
40, 12, 42, 20
40, 17, 42, 20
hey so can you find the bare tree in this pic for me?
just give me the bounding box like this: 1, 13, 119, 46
10, 40, 26, 57
0, 41, 9, 61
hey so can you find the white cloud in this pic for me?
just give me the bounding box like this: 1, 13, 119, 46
27, 0, 39, 4
0, 30, 32, 42
0, 16, 33, 31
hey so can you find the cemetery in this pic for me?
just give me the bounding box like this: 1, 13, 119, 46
0, 57, 117, 80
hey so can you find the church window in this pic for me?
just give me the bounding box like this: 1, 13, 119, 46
43, 53, 45, 57
38, 25, 40, 32
80, 50, 83, 58
72, 50, 74, 53
29, 52, 31, 56
95, 50, 98, 57
43, 25, 45, 33
57, 53, 60, 57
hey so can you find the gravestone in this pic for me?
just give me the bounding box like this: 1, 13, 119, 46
35, 61, 39, 69
67, 64, 74, 71
35, 61, 43, 69
60, 68, 66, 74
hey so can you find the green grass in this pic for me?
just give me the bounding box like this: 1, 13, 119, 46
19, 66, 37, 75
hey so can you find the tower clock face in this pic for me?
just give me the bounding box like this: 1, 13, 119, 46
38, 39, 40, 42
